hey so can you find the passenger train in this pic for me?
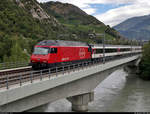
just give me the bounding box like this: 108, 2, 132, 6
30, 40, 142, 69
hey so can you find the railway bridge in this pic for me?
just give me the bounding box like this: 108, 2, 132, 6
0, 54, 141, 112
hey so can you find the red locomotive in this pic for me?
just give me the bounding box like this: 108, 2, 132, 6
30, 40, 92, 69
30, 40, 142, 69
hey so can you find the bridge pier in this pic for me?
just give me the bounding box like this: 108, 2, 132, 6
124, 60, 141, 75
67, 92, 94, 112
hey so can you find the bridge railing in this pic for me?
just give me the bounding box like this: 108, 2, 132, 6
0, 61, 30, 70
0, 60, 100, 90
0, 53, 141, 90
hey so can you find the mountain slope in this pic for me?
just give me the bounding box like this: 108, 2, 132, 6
0, 0, 66, 62
41, 1, 104, 25
114, 15, 150, 40
41, 1, 126, 43
0, 0, 64, 40
0, 0, 130, 63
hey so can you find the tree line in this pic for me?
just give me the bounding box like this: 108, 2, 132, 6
139, 42, 150, 80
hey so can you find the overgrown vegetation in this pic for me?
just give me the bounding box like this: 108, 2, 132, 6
0, 0, 64, 63
0, 34, 35, 62
139, 42, 150, 80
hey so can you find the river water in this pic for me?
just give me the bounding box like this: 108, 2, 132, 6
30, 68, 150, 112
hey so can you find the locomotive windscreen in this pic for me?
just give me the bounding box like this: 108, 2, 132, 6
33, 47, 49, 55
37, 40, 88, 47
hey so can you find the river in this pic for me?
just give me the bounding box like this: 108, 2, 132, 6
30, 68, 150, 112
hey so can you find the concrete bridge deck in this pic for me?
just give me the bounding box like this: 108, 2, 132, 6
0, 54, 141, 112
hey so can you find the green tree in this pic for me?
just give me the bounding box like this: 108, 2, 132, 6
139, 42, 150, 80
3, 55, 10, 63
8, 41, 29, 62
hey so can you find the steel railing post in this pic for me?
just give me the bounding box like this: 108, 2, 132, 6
6, 75, 9, 89
20, 74, 22, 86
56, 67, 58, 76
63, 66, 65, 75
103, 33, 105, 64
40, 70, 42, 81
82, 62, 84, 69
73, 64, 75, 72
49, 68, 51, 79
68, 65, 70, 73
30, 71, 33, 83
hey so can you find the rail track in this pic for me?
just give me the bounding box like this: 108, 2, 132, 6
0, 66, 32, 76
0, 61, 94, 89
0, 53, 140, 90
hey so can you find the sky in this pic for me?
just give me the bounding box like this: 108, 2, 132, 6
37, 0, 150, 27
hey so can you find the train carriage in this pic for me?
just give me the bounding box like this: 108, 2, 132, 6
30, 40, 142, 69
91, 45, 142, 60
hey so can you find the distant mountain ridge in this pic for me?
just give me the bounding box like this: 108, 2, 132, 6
114, 15, 150, 40
41, 1, 127, 44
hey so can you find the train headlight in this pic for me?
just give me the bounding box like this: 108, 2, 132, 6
31, 60, 35, 63
43, 61, 48, 63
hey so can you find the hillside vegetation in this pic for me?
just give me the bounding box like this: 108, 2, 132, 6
41, 1, 128, 44
0, 0, 131, 63
0, 0, 66, 62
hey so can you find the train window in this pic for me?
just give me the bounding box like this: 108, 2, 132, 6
95, 49, 103, 54
136, 48, 141, 50
120, 48, 131, 52
33, 47, 49, 55
50, 48, 57, 54
93, 48, 134, 54
105, 49, 117, 53
95, 48, 118, 54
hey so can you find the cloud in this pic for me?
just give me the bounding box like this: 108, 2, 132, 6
38, 0, 135, 8
95, 1, 150, 26
37, 0, 150, 27
82, 7, 96, 15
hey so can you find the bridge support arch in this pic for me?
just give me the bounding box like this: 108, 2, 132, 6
67, 92, 94, 112
124, 57, 141, 75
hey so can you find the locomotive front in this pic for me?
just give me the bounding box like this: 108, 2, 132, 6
30, 46, 50, 69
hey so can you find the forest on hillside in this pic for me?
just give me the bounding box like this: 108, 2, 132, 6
0, 0, 65, 63
0, 0, 140, 63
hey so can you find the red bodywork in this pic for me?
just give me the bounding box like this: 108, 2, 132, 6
30, 45, 91, 65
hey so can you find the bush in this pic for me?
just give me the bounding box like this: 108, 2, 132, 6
139, 42, 150, 80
